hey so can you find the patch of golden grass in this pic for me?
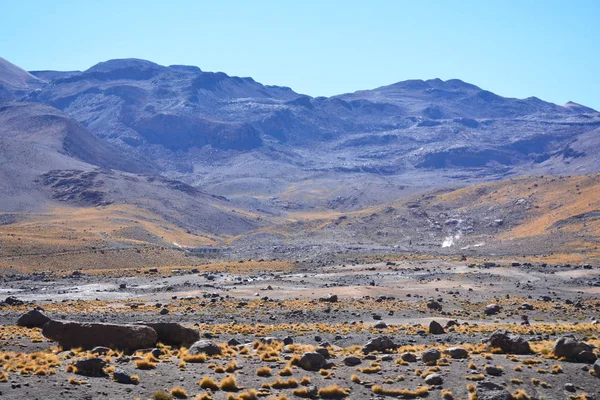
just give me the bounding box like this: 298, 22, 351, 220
318, 384, 351, 398
198, 376, 219, 390
170, 386, 189, 399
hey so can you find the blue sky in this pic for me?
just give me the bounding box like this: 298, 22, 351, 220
1, 0, 599, 109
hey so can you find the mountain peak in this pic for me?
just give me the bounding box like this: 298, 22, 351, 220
85, 58, 166, 74
0, 56, 42, 92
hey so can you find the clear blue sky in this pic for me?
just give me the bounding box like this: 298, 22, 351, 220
1, 0, 599, 109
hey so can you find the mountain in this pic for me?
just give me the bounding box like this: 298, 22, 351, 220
0, 56, 600, 264
0, 57, 43, 99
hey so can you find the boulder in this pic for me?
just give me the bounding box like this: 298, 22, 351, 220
17, 309, 50, 328
421, 348, 441, 363
401, 352, 417, 362
299, 352, 327, 371
445, 347, 469, 359
3, 296, 24, 306
343, 356, 362, 366
113, 368, 138, 384
424, 373, 443, 385
426, 299, 442, 311
320, 294, 338, 303
42, 320, 158, 350
553, 335, 595, 362
594, 359, 600, 375
488, 330, 531, 354
142, 323, 199, 347
485, 366, 503, 376
374, 321, 388, 329
429, 320, 445, 335
362, 336, 396, 354
73, 357, 107, 376
188, 340, 222, 356
484, 304, 501, 315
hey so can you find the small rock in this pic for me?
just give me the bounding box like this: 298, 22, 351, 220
421, 348, 441, 363
485, 366, 503, 376
73, 357, 107, 376
484, 304, 501, 315
445, 347, 469, 359
113, 368, 137, 384
343, 356, 362, 366
401, 352, 417, 362
424, 373, 443, 385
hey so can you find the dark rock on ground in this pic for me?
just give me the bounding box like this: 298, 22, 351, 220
188, 340, 222, 356
299, 352, 327, 371
42, 320, 158, 350
488, 330, 531, 354
17, 309, 50, 328
362, 336, 396, 354
142, 322, 199, 347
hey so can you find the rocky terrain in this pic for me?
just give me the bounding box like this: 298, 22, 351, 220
0, 259, 599, 399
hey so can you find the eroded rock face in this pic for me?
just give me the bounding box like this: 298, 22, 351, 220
553, 335, 596, 362
488, 330, 531, 354
17, 309, 50, 328
42, 320, 158, 350
142, 323, 199, 347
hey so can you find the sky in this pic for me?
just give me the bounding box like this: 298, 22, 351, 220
1, 0, 599, 109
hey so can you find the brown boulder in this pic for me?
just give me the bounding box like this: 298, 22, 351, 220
142, 323, 199, 347
42, 320, 157, 350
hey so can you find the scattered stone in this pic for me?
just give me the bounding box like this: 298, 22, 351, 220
299, 352, 327, 371
362, 336, 396, 354
424, 373, 443, 385
484, 304, 501, 315
343, 356, 362, 366
401, 352, 417, 362
3, 296, 24, 306
42, 320, 158, 350
73, 357, 107, 376
142, 323, 199, 347
373, 321, 387, 329
17, 309, 50, 328
553, 335, 595, 362
421, 348, 441, 363
485, 365, 503, 376
429, 320, 445, 335
188, 340, 222, 356
426, 299, 442, 311
283, 336, 294, 345
320, 294, 338, 303
487, 330, 531, 354
564, 383, 576, 392
113, 368, 138, 384
445, 347, 469, 359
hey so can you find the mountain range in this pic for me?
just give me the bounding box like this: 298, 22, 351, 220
1, 55, 599, 263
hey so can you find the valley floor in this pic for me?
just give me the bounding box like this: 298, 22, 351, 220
1, 259, 599, 399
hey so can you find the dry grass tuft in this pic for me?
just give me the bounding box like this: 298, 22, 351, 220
372, 385, 428, 398
318, 384, 351, 398
170, 386, 189, 399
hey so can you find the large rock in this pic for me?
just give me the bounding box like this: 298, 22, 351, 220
188, 340, 222, 356
142, 323, 199, 347
319, 294, 338, 303
487, 330, 531, 354
424, 373, 443, 385
343, 356, 362, 366
421, 348, 441, 363
594, 359, 600, 375
429, 320, 445, 335
73, 357, 107, 376
17, 309, 50, 328
484, 304, 502, 315
553, 335, 595, 362
445, 347, 469, 359
42, 320, 157, 350
299, 352, 327, 371
362, 336, 396, 354
113, 368, 138, 384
